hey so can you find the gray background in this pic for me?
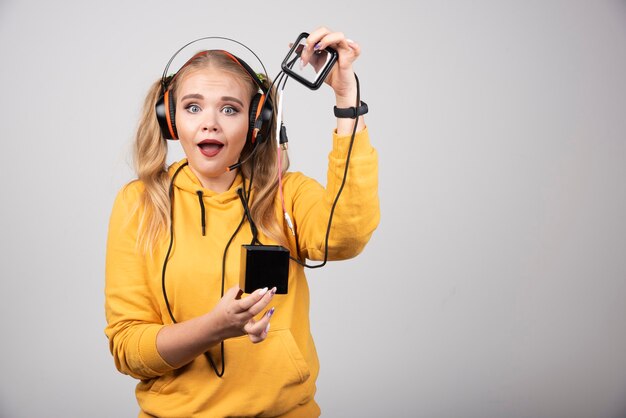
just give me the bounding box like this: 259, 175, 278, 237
1, 0, 625, 417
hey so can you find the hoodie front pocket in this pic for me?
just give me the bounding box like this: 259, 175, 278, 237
138, 329, 315, 417
226, 327, 311, 385
207, 328, 314, 416
275, 329, 311, 384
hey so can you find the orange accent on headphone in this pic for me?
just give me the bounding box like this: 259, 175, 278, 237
251, 94, 266, 143
163, 90, 177, 140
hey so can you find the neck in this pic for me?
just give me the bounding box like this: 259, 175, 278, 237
190, 166, 239, 193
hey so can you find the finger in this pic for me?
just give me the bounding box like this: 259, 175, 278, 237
248, 317, 273, 344
224, 285, 242, 300
315, 32, 348, 51
236, 287, 268, 312
306, 26, 332, 49
346, 39, 361, 57
302, 26, 331, 65
310, 32, 360, 71
243, 306, 274, 333
316, 33, 356, 59
248, 324, 270, 343
245, 308, 273, 334
246, 287, 276, 317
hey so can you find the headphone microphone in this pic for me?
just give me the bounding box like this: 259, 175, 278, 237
226, 135, 264, 172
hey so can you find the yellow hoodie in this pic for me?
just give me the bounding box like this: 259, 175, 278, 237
105, 128, 379, 417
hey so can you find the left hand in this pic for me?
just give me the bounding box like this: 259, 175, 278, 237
300, 27, 361, 100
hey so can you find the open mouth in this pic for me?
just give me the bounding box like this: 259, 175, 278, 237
198, 140, 224, 158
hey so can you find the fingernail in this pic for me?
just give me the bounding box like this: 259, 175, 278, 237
314, 42, 321, 50
265, 323, 271, 333
259, 287, 268, 296
266, 307, 275, 318
270, 287, 277, 296
346, 39, 355, 44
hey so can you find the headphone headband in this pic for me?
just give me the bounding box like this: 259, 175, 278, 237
160, 36, 269, 92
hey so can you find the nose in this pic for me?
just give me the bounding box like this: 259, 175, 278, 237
201, 111, 220, 132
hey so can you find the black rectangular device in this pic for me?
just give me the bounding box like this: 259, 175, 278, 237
281, 32, 338, 90
239, 245, 290, 294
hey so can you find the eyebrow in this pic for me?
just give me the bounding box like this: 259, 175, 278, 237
180, 94, 244, 107
221, 96, 245, 107
180, 93, 204, 101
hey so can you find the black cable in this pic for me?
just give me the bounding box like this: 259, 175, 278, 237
161, 57, 364, 378
161, 161, 250, 378
291, 73, 362, 268
159, 38, 364, 380
237, 188, 259, 245
204, 206, 247, 378
162, 162, 188, 324
244, 71, 363, 270
222, 211, 247, 297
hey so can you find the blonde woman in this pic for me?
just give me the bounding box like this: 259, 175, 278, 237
105, 27, 379, 417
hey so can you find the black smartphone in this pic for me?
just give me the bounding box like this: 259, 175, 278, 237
281, 32, 338, 90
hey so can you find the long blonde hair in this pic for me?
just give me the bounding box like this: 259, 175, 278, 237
132, 51, 289, 253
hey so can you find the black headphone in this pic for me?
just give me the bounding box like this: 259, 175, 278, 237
155, 45, 273, 145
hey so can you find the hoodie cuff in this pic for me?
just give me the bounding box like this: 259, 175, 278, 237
331, 126, 371, 158
138, 324, 176, 375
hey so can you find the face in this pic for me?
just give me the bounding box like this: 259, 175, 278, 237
175, 67, 252, 192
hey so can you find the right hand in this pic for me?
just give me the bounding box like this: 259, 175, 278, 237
212, 285, 276, 343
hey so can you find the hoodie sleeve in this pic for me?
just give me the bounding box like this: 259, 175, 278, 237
104, 183, 175, 380
288, 127, 380, 261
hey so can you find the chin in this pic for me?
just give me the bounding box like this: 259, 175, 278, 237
188, 158, 224, 176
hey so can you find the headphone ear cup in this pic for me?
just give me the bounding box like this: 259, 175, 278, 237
167, 90, 178, 139
155, 89, 178, 140
248, 93, 263, 143
260, 100, 273, 126
248, 93, 274, 144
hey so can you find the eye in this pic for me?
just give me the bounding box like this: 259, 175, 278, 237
185, 104, 201, 114
222, 105, 239, 115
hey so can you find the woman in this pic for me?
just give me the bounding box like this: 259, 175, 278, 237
105, 27, 379, 417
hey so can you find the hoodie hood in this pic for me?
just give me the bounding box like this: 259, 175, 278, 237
168, 159, 245, 205
168, 159, 249, 237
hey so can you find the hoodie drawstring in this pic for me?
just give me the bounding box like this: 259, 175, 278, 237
196, 190, 206, 236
